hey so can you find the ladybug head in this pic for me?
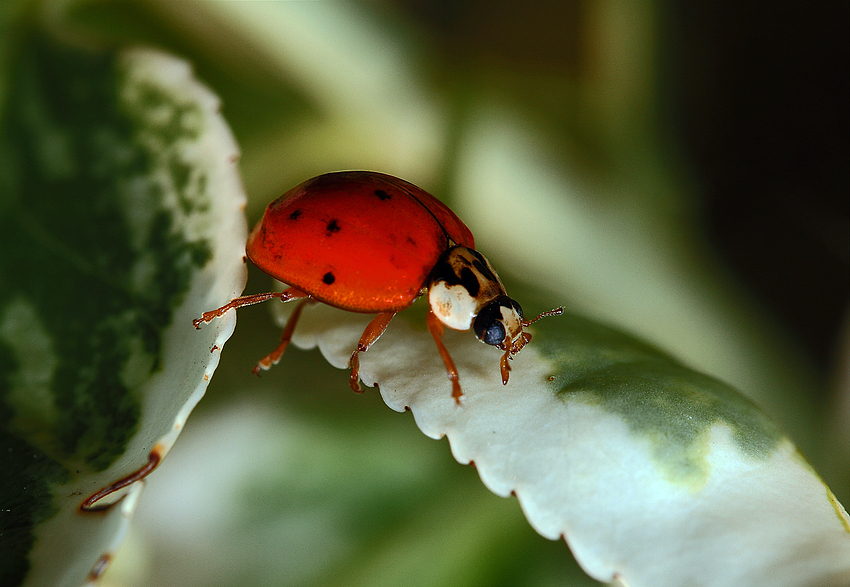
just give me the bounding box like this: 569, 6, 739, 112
473, 295, 527, 351
428, 246, 532, 355
427, 245, 564, 388
473, 295, 534, 387
473, 296, 564, 386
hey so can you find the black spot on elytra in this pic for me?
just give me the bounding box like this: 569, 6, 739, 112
374, 189, 391, 201
322, 272, 335, 285
326, 219, 341, 234
289, 209, 302, 220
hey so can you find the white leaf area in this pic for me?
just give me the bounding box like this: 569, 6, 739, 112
278, 301, 850, 587
23, 49, 247, 587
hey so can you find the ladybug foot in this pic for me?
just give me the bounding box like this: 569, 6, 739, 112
252, 353, 280, 375
348, 349, 365, 393
450, 378, 464, 405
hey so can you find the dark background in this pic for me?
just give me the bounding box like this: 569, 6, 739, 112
669, 2, 849, 374
397, 0, 849, 379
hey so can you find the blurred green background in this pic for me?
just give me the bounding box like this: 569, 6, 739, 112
5, 1, 847, 585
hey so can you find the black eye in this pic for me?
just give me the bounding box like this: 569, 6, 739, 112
475, 318, 505, 346
473, 302, 506, 346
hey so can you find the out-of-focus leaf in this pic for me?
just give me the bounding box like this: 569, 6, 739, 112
139, 0, 836, 478
0, 29, 247, 587
25, 2, 840, 586
275, 301, 850, 587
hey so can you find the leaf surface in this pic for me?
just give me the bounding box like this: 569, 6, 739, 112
279, 301, 850, 587
0, 34, 247, 587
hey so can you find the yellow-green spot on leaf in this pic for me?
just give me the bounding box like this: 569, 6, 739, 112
538, 312, 784, 487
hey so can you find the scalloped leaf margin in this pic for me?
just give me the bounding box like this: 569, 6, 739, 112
274, 301, 850, 587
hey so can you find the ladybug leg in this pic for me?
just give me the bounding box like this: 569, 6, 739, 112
426, 309, 463, 404
193, 287, 310, 328
349, 312, 397, 393
253, 294, 314, 374
498, 331, 531, 386
499, 350, 511, 385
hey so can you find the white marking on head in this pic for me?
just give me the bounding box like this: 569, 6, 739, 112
500, 304, 524, 346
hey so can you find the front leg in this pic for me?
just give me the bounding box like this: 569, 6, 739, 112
193, 286, 310, 328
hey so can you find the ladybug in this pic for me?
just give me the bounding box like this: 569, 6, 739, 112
194, 171, 561, 402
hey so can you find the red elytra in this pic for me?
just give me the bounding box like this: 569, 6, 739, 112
194, 171, 561, 403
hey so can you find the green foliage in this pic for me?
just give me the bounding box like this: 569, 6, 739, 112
0, 18, 235, 586
1, 2, 846, 587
